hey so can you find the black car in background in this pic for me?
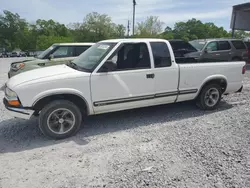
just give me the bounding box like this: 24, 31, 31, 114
169, 39, 198, 57
168, 39, 199, 63
244, 41, 250, 64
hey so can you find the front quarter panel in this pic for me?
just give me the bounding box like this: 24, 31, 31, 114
14, 75, 94, 115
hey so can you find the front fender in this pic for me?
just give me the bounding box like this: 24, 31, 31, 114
32, 88, 93, 114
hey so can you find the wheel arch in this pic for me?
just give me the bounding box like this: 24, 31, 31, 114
195, 75, 228, 98
32, 91, 91, 116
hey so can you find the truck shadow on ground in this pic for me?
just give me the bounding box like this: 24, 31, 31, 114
0, 100, 233, 153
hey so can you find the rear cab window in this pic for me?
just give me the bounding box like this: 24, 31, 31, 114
150, 42, 171, 67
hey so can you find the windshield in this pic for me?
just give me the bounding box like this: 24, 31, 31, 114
189, 40, 207, 51
72, 42, 117, 71
37, 45, 56, 59
169, 41, 197, 52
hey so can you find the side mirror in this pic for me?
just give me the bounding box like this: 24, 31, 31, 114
205, 47, 212, 53
48, 54, 54, 60
99, 60, 116, 72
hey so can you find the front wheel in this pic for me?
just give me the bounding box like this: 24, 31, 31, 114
39, 100, 82, 139
196, 84, 222, 110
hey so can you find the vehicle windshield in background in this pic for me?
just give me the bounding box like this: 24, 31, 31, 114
189, 40, 207, 50
169, 40, 198, 57
170, 40, 197, 52
37, 45, 56, 59
72, 42, 117, 71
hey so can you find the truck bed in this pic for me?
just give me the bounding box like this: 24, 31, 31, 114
176, 61, 245, 102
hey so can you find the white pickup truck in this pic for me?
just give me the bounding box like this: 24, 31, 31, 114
3, 39, 246, 139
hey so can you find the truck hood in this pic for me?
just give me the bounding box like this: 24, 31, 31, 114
11, 57, 37, 64
184, 51, 202, 58
7, 64, 84, 88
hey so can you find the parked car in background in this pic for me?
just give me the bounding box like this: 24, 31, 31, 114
2, 38, 245, 139
10, 51, 18, 57
8, 43, 94, 78
0, 49, 8, 58
188, 39, 248, 62
244, 41, 250, 64
169, 39, 198, 57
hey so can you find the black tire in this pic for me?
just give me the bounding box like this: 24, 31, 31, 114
196, 84, 222, 110
39, 100, 82, 139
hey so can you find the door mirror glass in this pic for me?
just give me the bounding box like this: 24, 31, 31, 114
205, 47, 212, 53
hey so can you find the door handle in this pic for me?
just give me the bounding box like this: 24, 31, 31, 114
38, 63, 45, 66
215, 54, 220, 56
146, 74, 155, 79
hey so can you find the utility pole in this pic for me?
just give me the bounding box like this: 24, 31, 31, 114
127, 20, 130, 37
132, 0, 137, 36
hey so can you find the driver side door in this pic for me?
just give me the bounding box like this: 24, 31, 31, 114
90, 42, 155, 114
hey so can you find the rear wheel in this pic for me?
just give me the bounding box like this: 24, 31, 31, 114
196, 84, 222, 110
39, 100, 82, 139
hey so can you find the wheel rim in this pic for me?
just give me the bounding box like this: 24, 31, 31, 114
47, 108, 76, 135
204, 88, 220, 107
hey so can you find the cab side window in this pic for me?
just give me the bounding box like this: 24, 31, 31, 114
102, 43, 151, 71
52, 46, 74, 58
206, 42, 218, 51
150, 42, 171, 67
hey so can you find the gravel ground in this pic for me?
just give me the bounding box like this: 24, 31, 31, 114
0, 58, 249, 188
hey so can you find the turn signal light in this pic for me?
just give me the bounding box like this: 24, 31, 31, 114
8, 100, 21, 106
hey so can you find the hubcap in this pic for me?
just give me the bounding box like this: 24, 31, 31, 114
47, 108, 76, 135
204, 88, 220, 107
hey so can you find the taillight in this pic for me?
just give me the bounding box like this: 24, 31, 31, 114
242, 65, 246, 74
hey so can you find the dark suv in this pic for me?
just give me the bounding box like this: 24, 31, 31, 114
188, 39, 248, 62
244, 41, 250, 64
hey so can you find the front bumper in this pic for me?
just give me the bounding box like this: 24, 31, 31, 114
3, 98, 34, 120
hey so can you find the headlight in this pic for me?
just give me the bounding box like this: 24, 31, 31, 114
11, 63, 25, 71
5, 87, 17, 98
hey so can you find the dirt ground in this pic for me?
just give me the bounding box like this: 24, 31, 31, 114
0, 58, 249, 188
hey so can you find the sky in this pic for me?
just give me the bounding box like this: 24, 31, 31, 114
0, 0, 249, 30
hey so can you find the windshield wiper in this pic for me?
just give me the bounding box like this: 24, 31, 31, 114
66, 61, 80, 70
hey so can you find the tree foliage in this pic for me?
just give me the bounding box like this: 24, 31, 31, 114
135, 16, 164, 37
1, 10, 250, 52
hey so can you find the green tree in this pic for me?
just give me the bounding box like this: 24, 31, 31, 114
82, 12, 116, 41
114, 24, 126, 38
135, 16, 164, 37
36, 35, 73, 50
0, 10, 28, 50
